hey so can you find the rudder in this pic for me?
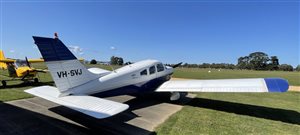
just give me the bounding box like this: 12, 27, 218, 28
0, 50, 7, 69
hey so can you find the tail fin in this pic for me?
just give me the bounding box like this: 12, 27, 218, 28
33, 36, 97, 95
0, 50, 7, 69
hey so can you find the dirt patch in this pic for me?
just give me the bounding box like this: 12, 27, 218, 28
289, 86, 300, 92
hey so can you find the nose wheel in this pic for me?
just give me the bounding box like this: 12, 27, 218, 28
170, 92, 181, 101
34, 78, 39, 83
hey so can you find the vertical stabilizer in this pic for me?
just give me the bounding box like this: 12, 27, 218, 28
32, 36, 97, 95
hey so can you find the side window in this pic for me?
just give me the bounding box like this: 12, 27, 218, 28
157, 63, 164, 72
140, 69, 147, 76
149, 66, 156, 74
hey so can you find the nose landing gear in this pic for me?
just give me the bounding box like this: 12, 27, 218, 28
170, 92, 180, 101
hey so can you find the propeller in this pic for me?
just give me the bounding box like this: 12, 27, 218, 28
172, 62, 183, 68
25, 57, 31, 68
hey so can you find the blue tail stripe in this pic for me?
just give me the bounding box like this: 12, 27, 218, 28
264, 78, 289, 92
33, 36, 77, 62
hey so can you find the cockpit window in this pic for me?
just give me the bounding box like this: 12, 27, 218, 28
157, 63, 164, 72
140, 69, 147, 76
149, 66, 156, 74
15, 60, 27, 68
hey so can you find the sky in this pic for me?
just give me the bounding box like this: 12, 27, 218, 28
0, 0, 299, 67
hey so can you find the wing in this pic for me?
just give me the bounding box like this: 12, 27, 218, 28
28, 59, 44, 63
0, 59, 15, 63
25, 86, 129, 119
156, 78, 289, 93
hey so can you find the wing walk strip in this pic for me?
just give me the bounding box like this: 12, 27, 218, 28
25, 86, 129, 119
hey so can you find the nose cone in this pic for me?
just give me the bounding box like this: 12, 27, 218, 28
264, 78, 289, 92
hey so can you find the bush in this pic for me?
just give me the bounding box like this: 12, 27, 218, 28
90, 59, 97, 64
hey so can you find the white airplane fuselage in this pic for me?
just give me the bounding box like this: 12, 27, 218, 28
63, 59, 174, 96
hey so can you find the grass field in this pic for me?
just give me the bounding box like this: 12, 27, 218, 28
156, 92, 300, 134
0, 63, 300, 134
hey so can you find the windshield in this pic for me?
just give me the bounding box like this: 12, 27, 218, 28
15, 59, 28, 68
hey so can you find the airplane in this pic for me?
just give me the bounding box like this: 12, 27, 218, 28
25, 34, 289, 119
0, 50, 46, 87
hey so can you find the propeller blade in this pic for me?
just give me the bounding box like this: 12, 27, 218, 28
172, 62, 182, 68
25, 57, 31, 68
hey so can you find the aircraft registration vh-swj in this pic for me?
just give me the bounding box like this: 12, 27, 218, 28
25, 34, 289, 119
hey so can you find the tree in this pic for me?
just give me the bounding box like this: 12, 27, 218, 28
110, 56, 117, 65
117, 57, 124, 65
183, 63, 188, 68
268, 56, 279, 70
279, 64, 293, 71
90, 59, 97, 64
237, 56, 249, 69
248, 52, 269, 70
110, 56, 124, 65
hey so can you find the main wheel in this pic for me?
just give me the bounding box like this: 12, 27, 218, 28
1, 80, 7, 87
34, 78, 39, 83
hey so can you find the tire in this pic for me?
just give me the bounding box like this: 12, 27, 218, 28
34, 78, 39, 83
2, 80, 6, 87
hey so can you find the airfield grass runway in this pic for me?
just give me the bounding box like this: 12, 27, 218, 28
0, 63, 300, 134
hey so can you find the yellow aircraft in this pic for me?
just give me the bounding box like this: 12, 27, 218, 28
0, 50, 46, 87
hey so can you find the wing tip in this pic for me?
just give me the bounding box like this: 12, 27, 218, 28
264, 78, 289, 92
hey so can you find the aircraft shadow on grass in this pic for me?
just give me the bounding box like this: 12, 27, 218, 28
187, 97, 300, 125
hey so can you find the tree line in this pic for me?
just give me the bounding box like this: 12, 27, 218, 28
89, 56, 124, 65
176, 52, 299, 71
237, 52, 296, 71
89, 52, 300, 71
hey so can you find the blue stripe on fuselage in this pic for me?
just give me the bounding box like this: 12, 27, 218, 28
264, 78, 289, 92
93, 76, 168, 98
33, 36, 77, 62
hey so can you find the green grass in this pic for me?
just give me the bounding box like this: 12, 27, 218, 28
156, 92, 300, 135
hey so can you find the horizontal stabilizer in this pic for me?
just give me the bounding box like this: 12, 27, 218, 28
25, 86, 129, 119
156, 78, 289, 93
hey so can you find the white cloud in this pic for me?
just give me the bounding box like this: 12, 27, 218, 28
68, 45, 83, 54
9, 50, 15, 53
110, 46, 117, 50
